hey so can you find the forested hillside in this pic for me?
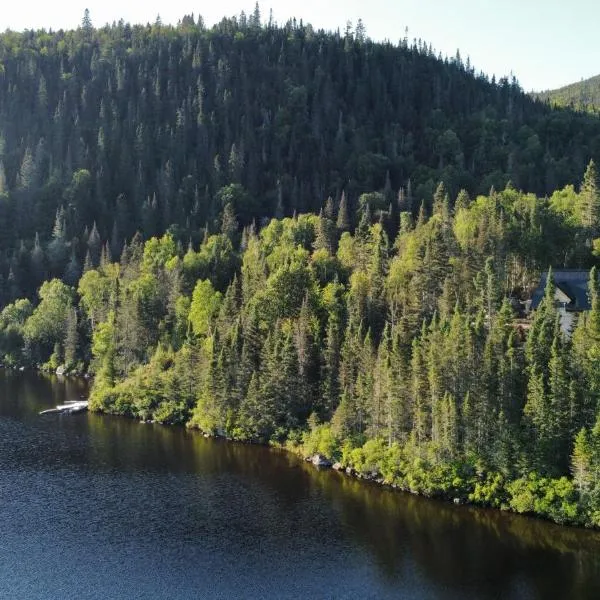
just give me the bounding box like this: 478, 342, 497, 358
3, 12, 600, 529
2, 160, 600, 527
536, 74, 600, 113
1, 11, 600, 303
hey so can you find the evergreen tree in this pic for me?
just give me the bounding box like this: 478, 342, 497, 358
82, 8, 93, 31
321, 316, 341, 420
2, 15, 600, 529
64, 249, 81, 286
87, 222, 102, 267
30, 233, 46, 287
63, 307, 79, 369
221, 203, 239, 245
48, 208, 69, 276
336, 192, 351, 233
17, 147, 36, 190
0, 161, 6, 195
571, 428, 594, 493
580, 159, 600, 234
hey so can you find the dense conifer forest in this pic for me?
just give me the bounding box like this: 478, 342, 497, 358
2, 10, 600, 527
535, 74, 600, 114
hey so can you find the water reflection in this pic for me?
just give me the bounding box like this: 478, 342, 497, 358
284, 456, 600, 599
1, 368, 600, 600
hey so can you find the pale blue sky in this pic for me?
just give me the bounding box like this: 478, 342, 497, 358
1, 1, 598, 91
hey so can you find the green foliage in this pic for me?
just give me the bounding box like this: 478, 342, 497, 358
7, 188, 599, 528
142, 234, 177, 274
189, 280, 222, 337
301, 418, 340, 460
78, 268, 116, 326
535, 74, 600, 113
0, 298, 33, 364
469, 473, 508, 508
348, 438, 388, 476
0, 298, 33, 328
0, 16, 599, 303
23, 279, 73, 362
507, 474, 580, 525
2, 15, 600, 527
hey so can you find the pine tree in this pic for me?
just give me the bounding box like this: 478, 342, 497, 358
321, 316, 341, 420
63, 308, 79, 369
228, 143, 244, 183
410, 334, 430, 448
110, 221, 121, 260
87, 222, 101, 266
279, 329, 301, 430
83, 251, 93, 274
100, 243, 111, 269
250, 2, 261, 28
293, 297, 315, 413
432, 391, 458, 463
524, 367, 550, 471
17, 147, 36, 190
484, 257, 501, 322
573, 268, 600, 428
580, 159, 600, 234
571, 428, 593, 493
356, 203, 372, 241
48, 207, 68, 276
30, 233, 46, 286
82, 8, 93, 31
0, 161, 7, 195
64, 249, 81, 286
237, 371, 271, 442
313, 208, 330, 252
217, 275, 241, 337
432, 181, 447, 216
406, 179, 414, 215
371, 324, 392, 441
336, 191, 351, 233
324, 196, 335, 221
547, 335, 571, 471
191, 342, 225, 434
454, 189, 471, 211
526, 268, 557, 381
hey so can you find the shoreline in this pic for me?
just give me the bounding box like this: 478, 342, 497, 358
2, 366, 596, 532
112, 405, 600, 533
194, 427, 600, 534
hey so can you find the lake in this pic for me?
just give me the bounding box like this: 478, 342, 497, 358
1, 368, 599, 599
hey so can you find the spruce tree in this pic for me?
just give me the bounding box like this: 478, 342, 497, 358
48, 207, 68, 277
221, 203, 239, 245
580, 159, 600, 234
571, 428, 593, 493
321, 317, 341, 420
0, 161, 6, 195
63, 308, 79, 369
336, 192, 351, 233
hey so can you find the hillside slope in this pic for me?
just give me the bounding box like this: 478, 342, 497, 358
0, 15, 600, 302
2, 14, 600, 531
535, 74, 600, 113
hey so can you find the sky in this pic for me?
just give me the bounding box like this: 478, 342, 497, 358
1, 0, 599, 92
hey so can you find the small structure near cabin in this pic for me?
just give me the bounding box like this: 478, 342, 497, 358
528, 270, 592, 335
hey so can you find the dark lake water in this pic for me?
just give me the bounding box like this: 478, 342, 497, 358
1, 369, 600, 599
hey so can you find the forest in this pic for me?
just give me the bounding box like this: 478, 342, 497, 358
535, 74, 600, 114
2, 10, 600, 527
1, 9, 600, 303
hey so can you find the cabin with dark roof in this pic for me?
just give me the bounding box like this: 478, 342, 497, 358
528, 270, 592, 334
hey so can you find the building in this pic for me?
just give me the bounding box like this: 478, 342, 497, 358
529, 270, 592, 335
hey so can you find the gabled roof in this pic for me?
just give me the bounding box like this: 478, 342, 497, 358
531, 270, 592, 311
